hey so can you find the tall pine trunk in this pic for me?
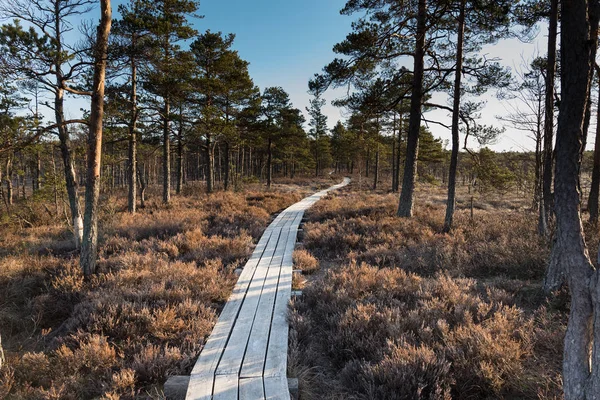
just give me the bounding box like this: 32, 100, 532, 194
47, 0, 84, 246
176, 107, 184, 195
541, 0, 559, 234
534, 117, 542, 211
588, 69, 600, 223
138, 165, 147, 208
373, 144, 379, 190
163, 99, 171, 203
392, 112, 397, 192
127, 57, 138, 214
267, 137, 272, 189
397, 0, 426, 217
394, 110, 403, 193
4, 157, 12, 207
81, 0, 111, 276
206, 132, 213, 193
443, 0, 465, 233
35, 151, 41, 191
549, 1, 600, 398
224, 142, 230, 191
365, 146, 370, 178
55, 88, 83, 246
315, 133, 320, 177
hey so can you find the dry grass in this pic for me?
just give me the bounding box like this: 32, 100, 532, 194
289, 182, 565, 400
0, 186, 303, 399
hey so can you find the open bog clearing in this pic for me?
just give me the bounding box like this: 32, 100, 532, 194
288, 181, 567, 400
0, 178, 582, 399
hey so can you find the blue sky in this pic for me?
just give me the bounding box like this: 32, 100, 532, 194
195, 0, 350, 136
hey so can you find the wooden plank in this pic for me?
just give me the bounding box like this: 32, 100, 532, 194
264, 375, 290, 400
186, 179, 350, 399
187, 210, 293, 399
289, 212, 304, 233
215, 211, 297, 378
240, 227, 291, 378
216, 226, 284, 375
187, 227, 276, 399
264, 219, 298, 378
213, 374, 238, 400
239, 377, 265, 400
185, 373, 213, 400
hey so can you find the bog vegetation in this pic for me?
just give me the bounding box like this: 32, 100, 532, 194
290, 184, 567, 399
0, 183, 313, 398
1, 0, 600, 399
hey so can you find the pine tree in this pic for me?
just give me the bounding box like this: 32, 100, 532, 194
111, 0, 153, 213
307, 74, 330, 176
280, 107, 310, 177
514, 0, 560, 235
542, 0, 558, 234
588, 66, 600, 224
438, 0, 514, 232
191, 31, 255, 193
260, 87, 293, 189
218, 50, 256, 190
548, 1, 600, 397
144, 0, 199, 203
324, 0, 451, 216
330, 121, 355, 174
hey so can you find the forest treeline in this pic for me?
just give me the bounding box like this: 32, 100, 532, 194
2, 0, 600, 397
0, 0, 582, 240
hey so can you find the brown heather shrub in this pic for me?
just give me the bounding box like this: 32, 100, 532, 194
245, 191, 304, 216
304, 192, 548, 280
290, 263, 556, 399
290, 184, 563, 399
1, 186, 301, 398
103, 368, 136, 400
7, 334, 122, 399
172, 230, 253, 266
130, 344, 187, 384
340, 341, 452, 400
293, 249, 319, 274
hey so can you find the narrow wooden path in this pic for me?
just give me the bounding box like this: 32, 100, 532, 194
184, 178, 350, 400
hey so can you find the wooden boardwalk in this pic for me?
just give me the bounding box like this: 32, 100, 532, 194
184, 178, 350, 400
